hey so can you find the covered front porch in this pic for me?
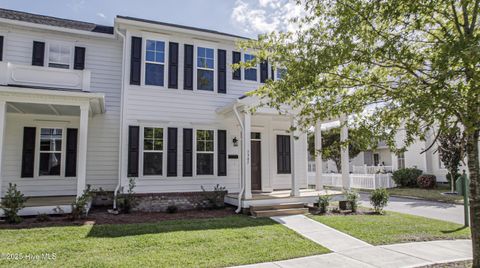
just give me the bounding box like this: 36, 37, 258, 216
0, 86, 104, 216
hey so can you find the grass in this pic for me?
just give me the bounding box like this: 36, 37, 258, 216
0, 215, 328, 267
363, 185, 464, 204
311, 211, 470, 245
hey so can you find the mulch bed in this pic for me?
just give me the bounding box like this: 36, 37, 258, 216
308, 206, 379, 216
0, 206, 237, 229
419, 260, 472, 268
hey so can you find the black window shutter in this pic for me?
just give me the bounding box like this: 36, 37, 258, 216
127, 126, 140, 177
277, 135, 291, 174
130, 36, 142, 85
0, 36, 4, 61
65, 128, 78, 177
271, 66, 275, 81
168, 42, 179, 89
73, 47, 86, 70
167, 127, 178, 176
21, 127, 36, 178
232, 51, 241, 80
183, 128, 193, 176
218, 130, 227, 176
217, 49, 227, 94
32, 41, 45, 66
260, 60, 268, 83
183, 44, 194, 90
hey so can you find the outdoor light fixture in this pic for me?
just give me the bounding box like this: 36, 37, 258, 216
232, 137, 238, 147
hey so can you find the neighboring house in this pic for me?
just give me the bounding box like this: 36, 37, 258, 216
0, 9, 313, 215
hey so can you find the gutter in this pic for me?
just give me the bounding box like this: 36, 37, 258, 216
113, 27, 126, 210
233, 103, 245, 213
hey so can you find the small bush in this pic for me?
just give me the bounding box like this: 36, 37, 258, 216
392, 168, 423, 187
417, 174, 436, 189
345, 190, 359, 212
36, 213, 51, 222
1, 183, 28, 224
370, 188, 389, 214
70, 185, 92, 220
201, 184, 227, 209
166, 204, 178, 214
317, 195, 331, 214
118, 178, 136, 213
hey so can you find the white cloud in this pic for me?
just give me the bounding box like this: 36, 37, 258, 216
230, 0, 304, 35
96, 12, 106, 19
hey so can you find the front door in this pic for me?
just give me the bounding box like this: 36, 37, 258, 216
251, 139, 262, 191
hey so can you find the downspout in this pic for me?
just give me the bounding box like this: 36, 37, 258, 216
233, 103, 244, 213
113, 27, 126, 210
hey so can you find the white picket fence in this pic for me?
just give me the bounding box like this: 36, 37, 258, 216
352, 165, 393, 174
308, 172, 396, 190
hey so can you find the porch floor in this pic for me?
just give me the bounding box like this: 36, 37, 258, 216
225, 189, 343, 208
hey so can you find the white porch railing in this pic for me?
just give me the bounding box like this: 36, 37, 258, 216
352, 164, 393, 174
0, 62, 91, 91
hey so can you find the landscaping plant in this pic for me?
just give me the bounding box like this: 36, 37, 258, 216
201, 184, 227, 209
70, 185, 92, 220
345, 190, 359, 212
0, 183, 27, 224
417, 174, 437, 189
118, 177, 136, 213
392, 168, 423, 187
317, 194, 331, 214
370, 188, 389, 214
166, 204, 178, 214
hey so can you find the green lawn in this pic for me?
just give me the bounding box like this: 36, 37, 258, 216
363, 185, 464, 204
311, 211, 470, 245
0, 215, 328, 268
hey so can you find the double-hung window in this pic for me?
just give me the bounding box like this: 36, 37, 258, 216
143, 127, 164, 175
48, 43, 71, 69
276, 68, 287, 80
244, 54, 257, 81
397, 152, 405, 169
39, 128, 63, 176
145, 40, 165, 86
196, 130, 214, 175
197, 47, 214, 91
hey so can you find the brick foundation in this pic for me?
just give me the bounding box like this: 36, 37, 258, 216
131, 191, 227, 212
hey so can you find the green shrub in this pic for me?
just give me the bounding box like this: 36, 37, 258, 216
70, 185, 92, 220
345, 190, 359, 212
370, 188, 389, 214
0, 183, 28, 224
392, 168, 423, 187
317, 195, 331, 214
417, 174, 436, 189
36, 213, 51, 222
118, 177, 136, 213
166, 204, 178, 214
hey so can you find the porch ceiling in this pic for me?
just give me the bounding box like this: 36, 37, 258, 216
7, 102, 80, 116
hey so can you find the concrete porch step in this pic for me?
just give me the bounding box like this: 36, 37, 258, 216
251, 207, 309, 218
250, 203, 305, 212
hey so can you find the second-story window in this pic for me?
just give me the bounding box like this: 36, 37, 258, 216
197, 47, 214, 91
145, 40, 165, 86
48, 43, 71, 69
244, 54, 257, 81
276, 68, 287, 80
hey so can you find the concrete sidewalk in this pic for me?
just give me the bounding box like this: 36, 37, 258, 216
234, 215, 472, 268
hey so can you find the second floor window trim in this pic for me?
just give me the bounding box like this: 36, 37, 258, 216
144, 39, 166, 87
196, 46, 215, 92
244, 53, 257, 82
47, 42, 72, 69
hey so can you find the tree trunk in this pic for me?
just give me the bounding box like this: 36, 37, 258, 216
466, 130, 479, 268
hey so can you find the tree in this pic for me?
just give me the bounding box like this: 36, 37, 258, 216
236, 0, 480, 265
307, 127, 362, 171
438, 126, 466, 193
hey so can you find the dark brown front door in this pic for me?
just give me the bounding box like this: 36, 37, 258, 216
251, 140, 262, 191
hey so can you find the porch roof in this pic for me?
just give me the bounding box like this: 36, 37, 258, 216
0, 86, 106, 116
216, 95, 297, 116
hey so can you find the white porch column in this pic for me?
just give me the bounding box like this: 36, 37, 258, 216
290, 118, 300, 197
243, 111, 252, 199
340, 115, 350, 189
0, 101, 6, 199
314, 121, 323, 190
76, 103, 89, 197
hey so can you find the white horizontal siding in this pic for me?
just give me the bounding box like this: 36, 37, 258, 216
0, 25, 122, 194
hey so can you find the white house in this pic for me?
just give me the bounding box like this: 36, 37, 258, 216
0, 9, 333, 215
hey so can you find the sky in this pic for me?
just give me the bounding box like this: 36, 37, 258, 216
0, 0, 303, 38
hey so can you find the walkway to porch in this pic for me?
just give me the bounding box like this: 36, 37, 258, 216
225, 189, 342, 208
